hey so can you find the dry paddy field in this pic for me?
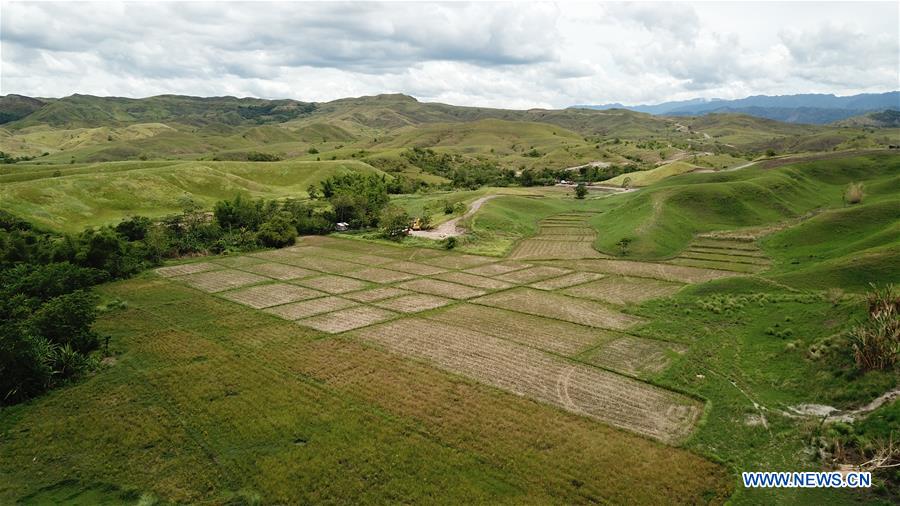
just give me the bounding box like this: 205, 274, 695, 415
155, 234, 738, 451
472, 288, 645, 330
562, 276, 685, 306
353, 318, 702, 444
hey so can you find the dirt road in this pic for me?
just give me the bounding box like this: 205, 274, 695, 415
409, 195, 497, 239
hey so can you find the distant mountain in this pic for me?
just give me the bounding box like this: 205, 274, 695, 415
0, 94, 46, 124
834, 109, 900, 128
573, 92, 900, 124
0, 94, 318, 127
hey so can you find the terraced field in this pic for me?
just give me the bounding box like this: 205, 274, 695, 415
158, 235, 735, 446
668, 234, 772, 273
509, 213, 610, 260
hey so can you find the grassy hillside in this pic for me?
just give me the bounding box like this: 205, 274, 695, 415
603, 160, 700, 187
0, 160, 383, 231
589, 152, 900, 287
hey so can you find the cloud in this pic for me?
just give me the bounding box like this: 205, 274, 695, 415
1, 1, 897, 107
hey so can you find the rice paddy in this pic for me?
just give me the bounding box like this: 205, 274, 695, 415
669, 235, 773, 273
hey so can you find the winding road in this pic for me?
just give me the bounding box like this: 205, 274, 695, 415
409, 195, 498, 239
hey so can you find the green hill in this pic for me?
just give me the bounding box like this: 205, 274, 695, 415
0, 159, 383, 231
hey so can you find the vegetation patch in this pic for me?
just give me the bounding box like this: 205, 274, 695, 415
343, 286, 411, 302
397, 278, 487, 300
263, 296, 359, 320
353, 318, 702, 444
238, 261, 318, 280
563, 276, 685, 306
431, 271, 514, 290
382, 260, 449, 275
427, 304, 609, 355
298, 305, 397, 333
473, 288, 645, 330
530, 271, 606, 290
462, 261, 532, 276
294, 275, 370, 294
343, 267, 417, 284
154, 262, 222, 278
172, 269, 269, 293
219, 283, 325, 309
373, 294, 453, 313
494, 265, 573, 284
579, 336, 688, 377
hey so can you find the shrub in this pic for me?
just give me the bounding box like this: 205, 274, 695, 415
256, 213, 298, 248
848, 284, 899, 371
378, 205, 410, 241
575, 183, 588, 199
844, 182, 864, 205
444, 236, 457, 250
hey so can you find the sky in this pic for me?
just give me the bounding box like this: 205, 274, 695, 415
1, 1, 898, 109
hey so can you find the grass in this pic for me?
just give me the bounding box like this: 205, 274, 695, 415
633, 277, 899, 504
603, 160, 700, 187
0, 275, 732, 504
589, 153, 900, 282
0, 159, 385, 231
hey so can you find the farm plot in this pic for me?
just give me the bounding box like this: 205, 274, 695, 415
397, 278, 487, 300
353, 319, 702, 444
420, 253, 494, 270
472, 288, 644, 330
263, 296, 359, 320
294, 275, 370, 294
382, 261, 448, 276
427, 304, 612, 355
276, 255, 365, 275
539, 226, 595, 235
298, 305, 397, 333
509, 239, 606, 260
530, 272, 605, 290
155, 262, 221, 278
563, 277, 684, 306
343, 267, 417, 284
462, 262, 532, 276
668, 236, 772, 273
494, 265, 572, 284
553, 259, 739, 284
239, 262, 317, 280
290, 245, 396, 266
579, 336, 688, 377
344, 287, 411, 302
211, 256, 266, 269
219, 283, 324, 309
172, 269, 269, 293
431, 272, 513, 290
373, 294, 453, 313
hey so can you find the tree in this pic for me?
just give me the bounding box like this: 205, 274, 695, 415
575, 183, 588, 199
256, 212, 298, 248
379, 205, 410, 240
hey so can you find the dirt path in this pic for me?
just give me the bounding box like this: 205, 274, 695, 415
785, 387, 900, 423
409, 195, 497, 240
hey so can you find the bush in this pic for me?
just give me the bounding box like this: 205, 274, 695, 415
256, 213, 298, 248
378, 205, 410, 240
844, 182, 864, 205
443, 236, 457, 250
247, 151, 280, 162
848, 284, 899, 371
575, 183, 588, 199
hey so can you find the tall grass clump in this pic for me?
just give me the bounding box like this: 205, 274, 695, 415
848, 284, 899, 371
844, 182, 864, 205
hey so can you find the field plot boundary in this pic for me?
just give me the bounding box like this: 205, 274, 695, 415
472, 287, 645, 330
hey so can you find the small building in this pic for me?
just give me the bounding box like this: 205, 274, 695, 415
335, 222, 349, 231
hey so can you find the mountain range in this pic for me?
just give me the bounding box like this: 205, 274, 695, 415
572, 92, 900, 124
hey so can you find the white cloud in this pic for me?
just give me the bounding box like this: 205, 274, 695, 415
1, 1, 897, 107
